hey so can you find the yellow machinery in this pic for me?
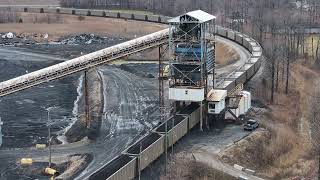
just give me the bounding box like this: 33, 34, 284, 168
20, 158, 33, 165
44, 167, 59, 176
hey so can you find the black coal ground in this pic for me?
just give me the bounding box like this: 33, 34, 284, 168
0, 34, 126, 148
0, 34, 162, 180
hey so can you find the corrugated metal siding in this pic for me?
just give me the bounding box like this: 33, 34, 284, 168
156, 116, 188, 147
246, 64, 255, 79
28, 7, 41, 13
91, 10, 104, 16
107, 157, 136, 180
76, 9, 89, 16
235, 33, 244, 45
217, 27, 227, 37
120, 12, 132, 19
254, 58, 262, 72
139, 135, 164, 170
227, 31, 235, 40
236, 71, 247, 85
169, 116, 188, 146
44, 8, 57, 13
243, 38, 252, 52
105, 12, 118, 18
148, 15, 159, 22
134, 14, 146, 21
59, 8, 74, 14
89, 155, 136, 180
161, 16, 171, 23
188, 107, 200, 129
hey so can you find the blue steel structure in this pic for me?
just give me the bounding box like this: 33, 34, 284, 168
168, 10, 216, 130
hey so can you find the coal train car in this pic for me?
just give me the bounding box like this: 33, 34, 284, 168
16, 7, 169, 24
88, 155, 136, 180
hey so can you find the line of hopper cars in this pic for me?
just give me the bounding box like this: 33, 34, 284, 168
215, 26, 263, 92
89, 104, 201, 180
0, 6, 171, 24
88, 27, 263, 179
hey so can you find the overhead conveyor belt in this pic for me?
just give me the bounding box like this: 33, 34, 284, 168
0, 29, 169, 97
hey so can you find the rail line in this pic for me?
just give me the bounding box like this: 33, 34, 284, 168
0, 6, 263, 179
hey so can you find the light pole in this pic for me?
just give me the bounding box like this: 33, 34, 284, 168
0, 117, 3, 148
45, 106, 58, 167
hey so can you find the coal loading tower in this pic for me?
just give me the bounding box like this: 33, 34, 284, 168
168, 10, 216, 130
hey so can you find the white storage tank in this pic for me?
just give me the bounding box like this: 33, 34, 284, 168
242, 93, 248, 113
239, 95, 246, 115
246, 91, 252, 109
241, 91, 251, 113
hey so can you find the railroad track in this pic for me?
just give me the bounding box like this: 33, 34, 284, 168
0, 6, 263, 180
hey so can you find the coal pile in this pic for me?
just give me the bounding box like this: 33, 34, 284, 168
59, 34, 107, 45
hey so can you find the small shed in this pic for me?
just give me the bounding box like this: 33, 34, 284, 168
207, 89, 227, 114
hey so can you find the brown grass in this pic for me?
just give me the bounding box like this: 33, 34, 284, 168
161, 157, 235, 180
221, 59, 320, 179
216, 41, 240, 66
259, 62, 317, 178
0, 12, 166, 41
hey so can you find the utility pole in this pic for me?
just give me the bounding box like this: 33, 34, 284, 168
159, 46, 165, 120
0, 117, 2, 148
84, 70, 90, 128
286, 42, 290, 94
165, 117, 168, 175
138, 142, 142, 180
46, 106, 58, 167
48, 109, 51, 167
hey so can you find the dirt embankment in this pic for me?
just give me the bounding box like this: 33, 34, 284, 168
64, 68, 104, 143
216, 41, 240, 66
220, 60, 320, 179
161, 156, 236, 180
